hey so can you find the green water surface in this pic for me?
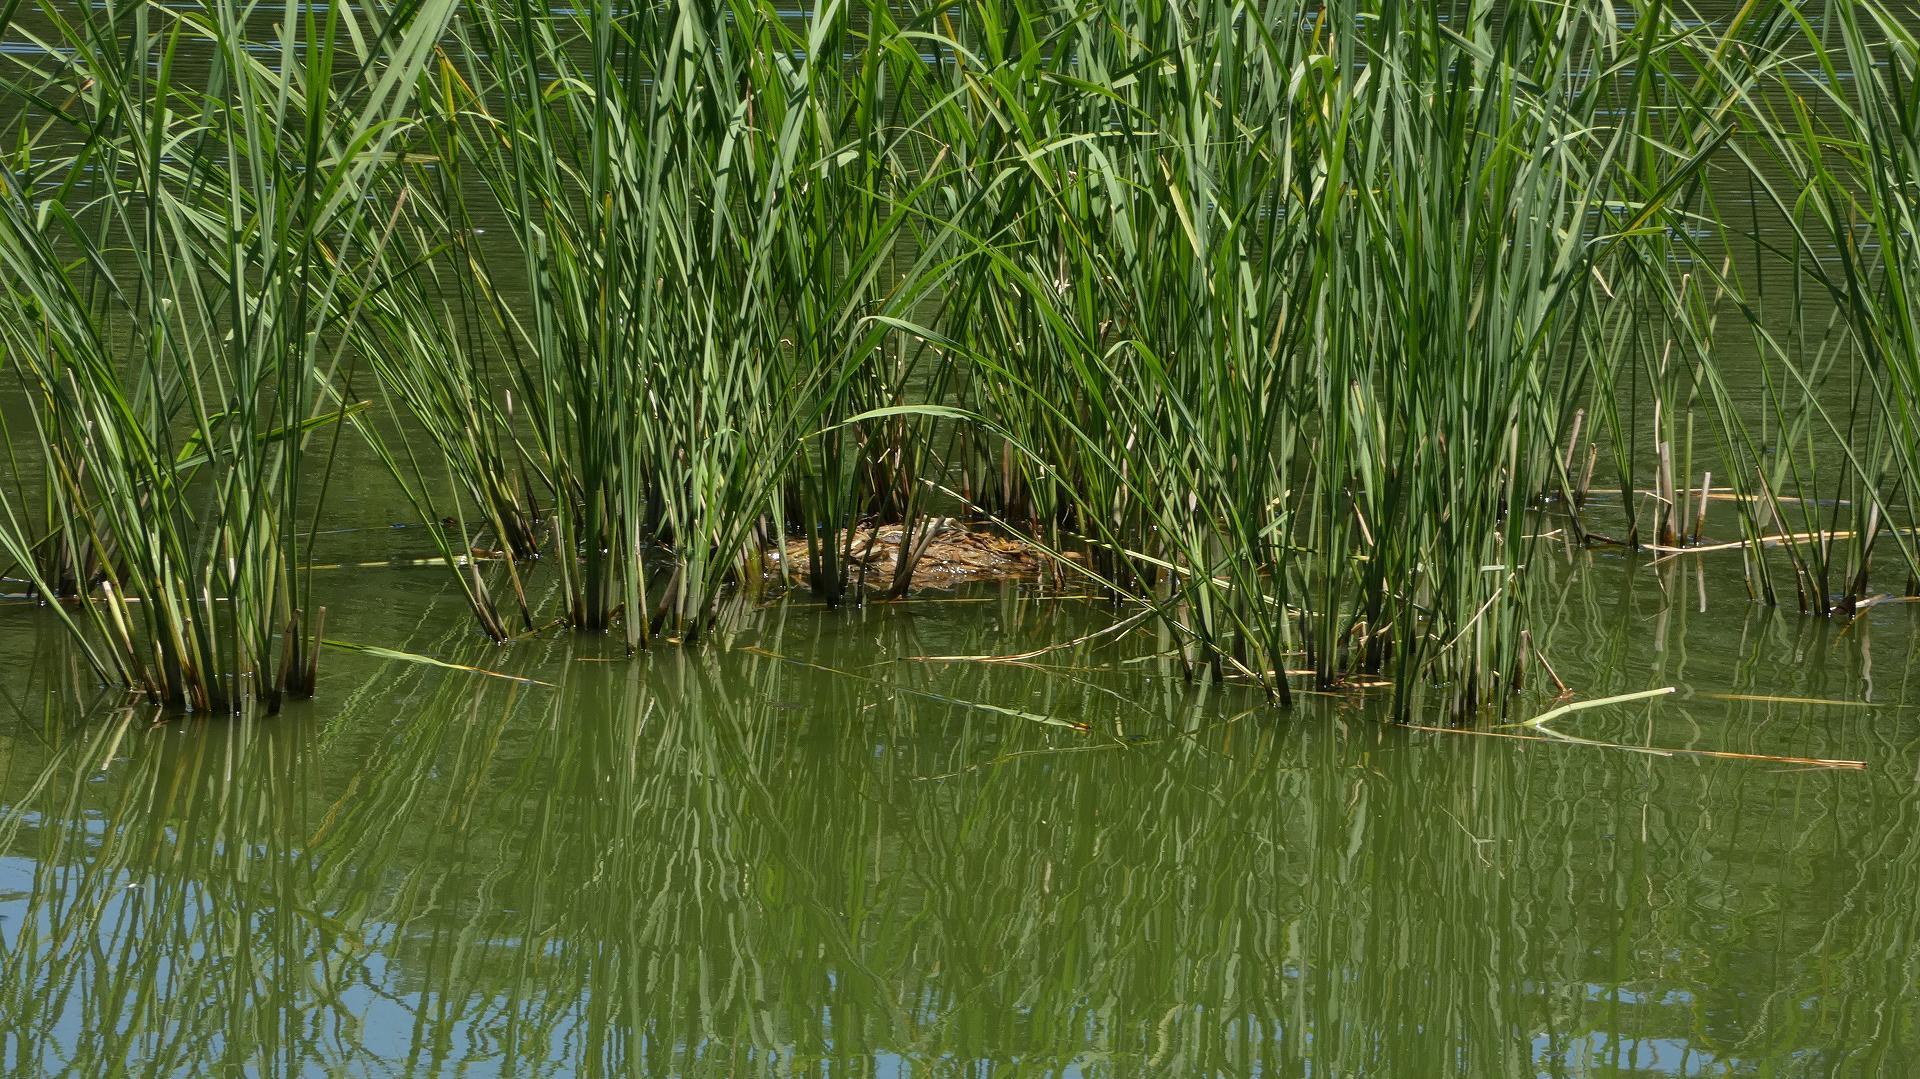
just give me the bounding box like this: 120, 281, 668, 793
2, 543, 1917, 1076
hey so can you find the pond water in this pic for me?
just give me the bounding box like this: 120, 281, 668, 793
3, 535, 1917, 1076
2, 7, 1916, 1071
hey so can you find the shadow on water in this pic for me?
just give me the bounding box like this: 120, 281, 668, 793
2, 556, 1919, 1075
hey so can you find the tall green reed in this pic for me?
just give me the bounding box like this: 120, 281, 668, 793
919, 0, 1707, 715
0, 0, 454, 710
1707, 0, 1920, 611
393, 0, 957, 645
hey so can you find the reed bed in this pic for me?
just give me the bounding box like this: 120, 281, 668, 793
0, 0, 1916, 718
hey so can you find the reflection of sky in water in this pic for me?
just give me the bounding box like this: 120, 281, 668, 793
1541, 1031, 1708, 1077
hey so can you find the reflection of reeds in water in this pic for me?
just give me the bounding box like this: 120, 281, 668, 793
0, 707, 329, 1071
3, 579, 1917, 1074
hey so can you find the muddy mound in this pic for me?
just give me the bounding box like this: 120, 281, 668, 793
771, 520, 1048, 590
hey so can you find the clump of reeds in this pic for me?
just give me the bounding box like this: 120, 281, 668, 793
915, 0, 1728, 716
394, 1, 926, 644
0, 0, 454, 710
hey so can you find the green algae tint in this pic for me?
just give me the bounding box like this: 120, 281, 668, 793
2, 551, 1917, 1076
